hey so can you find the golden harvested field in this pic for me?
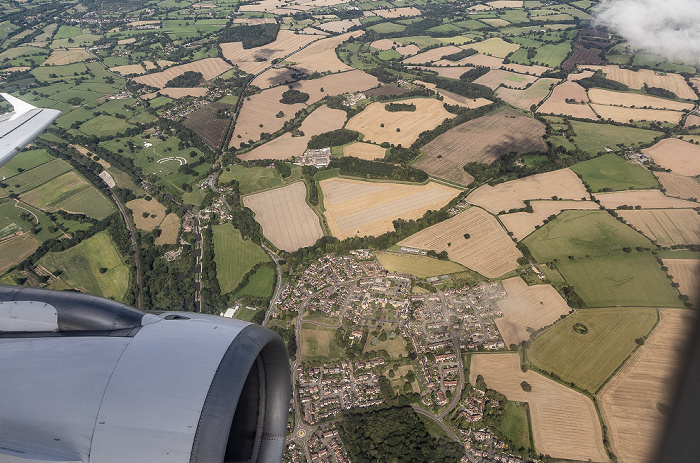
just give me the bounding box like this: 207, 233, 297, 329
594, 189, 699, 209
417, 81, 491, 108
142, 87, 208, 99
480, 18, 510, 27
345, 97, 453, 146
109, 64, 146, 75
655, 172, 700, 200
372, 7, 421, 17
318, 18, 361, 33
472, 69, 538, 90
588, 88, 694, 111
342, 142, 386, 160
502, 62, 550, 76
618, 209, 700, 246
583, 65, 698, 100
685, 114, 700, 128
242, 182, 323, 251
232, 17, 277, 25
220, 30, 317, 75
643, 138, 700, 176
117, 37, 136, 45
370, 39, 420, 56
397, 207, 522, 278
500, 199, 599, 240
126, 198, 167, 231
239, 105, 346, 161
402, 46, 463, 65
460, 53, 504, 68
468, 38, 520, 58
486, 0, 523, 7
411, 65, 474, 80
495, 277, 571, 345
591, 104, 683, 124
664, 259, 700, 307
496, 78, 559, 110
320, 178, 459, 239
287, 31, 362, 73
293, 69, 379, 103
470, 353, 607, 462
155, 213, 179, 245
43, 48, 93, 66
417, 109, 546, 186
599, 309, 695, 463
537, 81, 598, 119
468, 169, 588, 214
252, 67, 297, 88
133, 58, 232, 89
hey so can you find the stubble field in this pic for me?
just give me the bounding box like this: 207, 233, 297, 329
591, 104, 684, 124
618, 209, 700, 246
642, 138, 700, 176
499, 200, 599, 241
342, 142, 386, 161
593, 189, 699, 209
664, 259, 700, 307
472, 69, 539, 90
582, 65, 698, 100
133, 57, 232, 88
588, 88, 694, 111
537, 81, 598, 119
220, 30, 317, 75
655, 172, 700, 200
287, 31, 363, 73
126, 198, 167, 231
374, 252, 466, 278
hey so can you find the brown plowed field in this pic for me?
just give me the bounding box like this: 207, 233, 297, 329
239, 105, 346, 161
287, 31, 363, 73
562, 45, 603, 70
588, 88, 694, 111
537, 81, 597, 119
582, 65, 698, 100
470, 353, 608, 462
184, 102, 234, 148
364, 83, 412, 98
655, 172, 700, 200
664, 259, 700, 307
242, 182, 323, 251
155, 213, 179, 245
599, 309, 695, 463
500, 200, 599, 240
594, 189, 699, 209
417, 109, 546, 186
133, 58, 232, 88
320, 178, 459, 239
591, 104, 684, 124
220, 30, 317, 75
345, 97, 453, 146
495, 277, 571, 346
643, 138, 700, 176
402, 46, 463, 65
342, 142, 386, 160
496, 78, 559, 110
473, 69, 538, 90
618, 209, 700, 246
397, 206, 522, 278
468, 169, 588, 214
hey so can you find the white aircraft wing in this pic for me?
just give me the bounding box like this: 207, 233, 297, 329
0, 93, 61, 168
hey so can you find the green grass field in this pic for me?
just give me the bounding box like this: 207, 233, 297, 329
301, 323, 344, 359
499, 401, 531, 450
41, 231, 129, 301
218, 164, 302, 196
378, 49, 402, 60
523, 210, 653, 261
528, 308, 657, 392
556, 253, 684, 308
569, 120, 660, 154
375, 252, 467, 278
0, 158, 73, 197
571, 154, 659, 192
79, 115, 133, 137
368, 22, 406, 34
0, 148, 53, 179
0, 199, 61, 242
234, 266, 274, 299
212, 224, 268, 294
54, 25, 82, 39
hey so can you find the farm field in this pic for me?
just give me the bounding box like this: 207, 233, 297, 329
417, 109, 546, 186
221, 31, 316, 75
467, 168, 588, 214
375, 251, 466, 278
184, 102, 234, 148
234, 266, 275, 299
555, 253, 683, 308
243, 182, 324, 251
219, 164, 302, 195
528, 307, 658, 392
287, 31, 363, 73
345, 97, 453, 147
0, 158, 73, 197
43, 48, 93, 66
110, 64, 147, 75
412, 65, 478, 80
582, 65, 698, 100
664, 259, 700, 307
655, 172, 700, 200
537, 81, 597, 119
618, 209, 700, 246
571, 154, 658, 192
500, 199, 599, 240
0, 148, 53, 180
155, 213, 179, 245
472, 69, 538, 90
342, 142, 386, 161
320, 177, 459, 239
494, 277, 571, 346
468, 37, 519, 58
239, 105, 346, 161
41, 231, 129, 301
642, 138, 700, 176
588, 88, 694, 111
142, 87, 208, 99
590, 104, 684, 124
397, 207, 522, 278
599, 309, 695, 463
416, 81, 492, 108
252, 67, 298, 89
212, 223, 268, 294
522, 210, 653, 261
402, 45, 463, 64
133, 57, 232, 88
495, 78, 559, 110
126, 198, 168, 231
568, 120, 660, 154
301, 323, 344, 359
0, 233, 40, 274
593, 189, 699, 209
470, 353, 608, 462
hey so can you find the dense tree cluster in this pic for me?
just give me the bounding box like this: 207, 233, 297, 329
329, 156, 429, 182
576, 70, 629, 91
307, 129, 359, 149
442, 48, 477, 61
165, 71, 203, 88
217, 23, 280, 48
459, 66, 490, 82
643, 83, 677, 99
280, 89, 310, 104
385, 102, 416, 112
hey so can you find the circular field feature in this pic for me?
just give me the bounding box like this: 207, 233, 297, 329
572, 322, 588, 334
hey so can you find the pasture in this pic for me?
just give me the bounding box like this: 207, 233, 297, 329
398, 207, 522, 278
593, 189, 699, 209
0, 158, 72, 197
642, 138, 700, 176
468, 37, 520, 58
664, 259, 700, 307
212, 223, 269, 294
568, 120, 660, 154
555, 253, 683, 308
375, 252, 466, 278
655, 172, 700, 200
494, 277, 571, 346
234, 266, 275, 299
599, 309, 695, 463
619, 209, 700, 246
495, 78, 559, 110
470, 353, 607, 462
218, 164, 302, 195
242, 182, 324, 251
320, 178, 459, 239
473, 69, 538, 90
0, 233, 40, 274
528, 307, 658, 392
571, 154, 658, 192
300, 323, 344, 359
500, 199, 598, 241
0, 148, 54, 179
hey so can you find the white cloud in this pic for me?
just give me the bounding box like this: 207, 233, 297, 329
593, 0, 700, 62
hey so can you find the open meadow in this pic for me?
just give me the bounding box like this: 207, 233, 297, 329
569, 119, 661, 154
599, 309, 695, 463
593, 189, 699, 209
618, 209, 700, 246
470, 353, 608, 462
642, 138, 700, 176
218, 164, 302, 195
212, 223, 269, 294
301, 323, 344, 360
397, 207, 521, 278
500, 200, 599, 241
375, 252, 466, 278
494, 277, 572, 346
655, 172, 700, 200
234, 266, 275, 300
571, 154, 659, 192
664, 259, 700, 307
243, 182, 324, 251
528, 307, 658, 392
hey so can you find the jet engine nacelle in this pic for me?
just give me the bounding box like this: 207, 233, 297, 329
0, 285, 290, 463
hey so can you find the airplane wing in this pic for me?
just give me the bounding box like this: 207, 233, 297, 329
0, 93, 61, 168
